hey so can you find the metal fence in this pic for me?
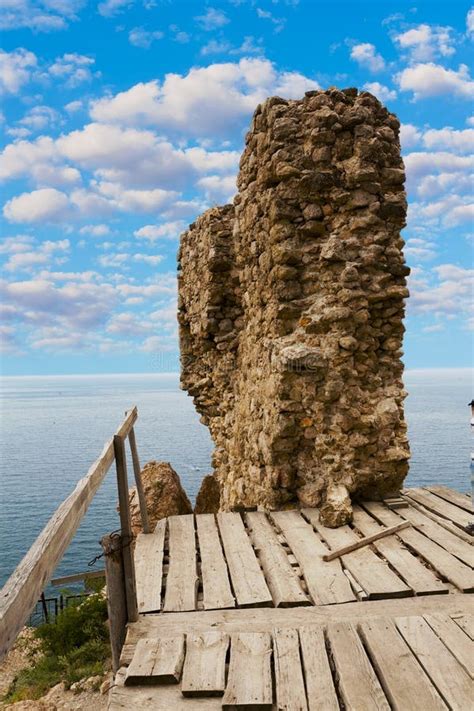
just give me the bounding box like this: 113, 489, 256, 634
28, 592, 91, 626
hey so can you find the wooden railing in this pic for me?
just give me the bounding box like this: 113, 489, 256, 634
0, 406, 148, 661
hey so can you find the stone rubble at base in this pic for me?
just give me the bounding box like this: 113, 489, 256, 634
177, 88, 410, 527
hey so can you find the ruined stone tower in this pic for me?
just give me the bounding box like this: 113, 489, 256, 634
178, 88, 410, 526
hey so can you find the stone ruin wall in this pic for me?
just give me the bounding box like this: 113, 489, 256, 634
178, 87, 410, 526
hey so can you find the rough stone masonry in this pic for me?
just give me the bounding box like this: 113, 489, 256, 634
178, 87, 410, 526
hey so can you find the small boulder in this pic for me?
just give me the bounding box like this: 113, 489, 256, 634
128, 461, 192, 535
319, 484, 352, 527
194, 475, 221, 514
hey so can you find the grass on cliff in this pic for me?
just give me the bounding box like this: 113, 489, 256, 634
4, 593, 110, 703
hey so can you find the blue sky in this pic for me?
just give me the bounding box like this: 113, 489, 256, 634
0, 0, 473, 375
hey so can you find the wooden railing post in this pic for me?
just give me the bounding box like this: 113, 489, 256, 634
101, 533, 127, 673
128, 427, 150, 534
114, 434, 138, 623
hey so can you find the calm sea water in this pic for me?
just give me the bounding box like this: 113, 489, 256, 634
0, 368, 472, 588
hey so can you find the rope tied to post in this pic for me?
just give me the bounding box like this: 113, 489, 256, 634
88, 529, 135, 567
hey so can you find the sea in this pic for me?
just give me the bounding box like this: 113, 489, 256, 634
0, 368, 472, 590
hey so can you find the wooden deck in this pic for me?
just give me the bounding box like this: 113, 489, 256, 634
109, 486, 474, 710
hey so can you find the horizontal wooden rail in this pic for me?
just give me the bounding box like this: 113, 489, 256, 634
51, 569, 106, 587
0, 406, 138, 661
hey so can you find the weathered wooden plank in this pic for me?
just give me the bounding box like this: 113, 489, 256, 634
402, 496, 474, 543
135, 519, 166, 613
404, 488, 472, 529
327, 622, 390, 710
299, 627, 339, 711
305, 509, 412, 600
119, 595, 474, 667
359, 618, 447, 710
114, 434, 138, 623
217, 513, 272, 608
196, 515, 234, 611
452, 614, 474, 640
222, 632, 273, 709
322, 520, 411, 561
424, 614, 474, 678
128, 426, 150, 533
112, 668, 221, 710
163, 515, 198, 612
0, 407, 137, 661
364, 501, 474, 593
273, 628, 308, 710
181, 632, 229, 697
426, 486, 473, 514
396, 616, 473, 709
395, 505, 474, 567
102, 533, 128, 673
124, 635, 185, 685
245, 512, 308, 608
271, 511, 355, 605
352, 506, 448, 596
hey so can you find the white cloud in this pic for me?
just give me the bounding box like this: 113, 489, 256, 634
65, 99, 83, 113
397, 63, 474, 100
350, 43, 385, 73
129, 27, 164, 49
404, 237, 437, 262
19, 105, 61, 131
256, 8, 285, 33
0, 135, 82, 187
0, 136, 57, 181
394, 24, 455, 62
57, 122, 197, 189
133, 253, 164, 266
202, 35, 263, 57
467, 8, 474, 37
3, 188, 70, 222
0, 48, 37, 94
363, 82, 397, 102
106, 312, 152, 335
416, 172, 473, 200
197, 174, 237, 202
48, 53, 96, 87
404, 151, 474, 183
200, 39, 232, 56
5, 127, 31, 139
0, 0, 83, 32
89, 58, 319, 137
79, 223, 111, 236
400, 123, 422, 149
195, 7, 229, 31
91, 181, 178, 213
3, 238, 70, 271
0, 325, 21, 354
409, 264, 473, 322
134, 220, 186, 241
421, 127, 474, 153
0, 274, 118, 332
422, 323, 444, 333
97, 0, 130, 17
98, 252, 128, 268
0, 234, 35, 255
408, 195, 474, 228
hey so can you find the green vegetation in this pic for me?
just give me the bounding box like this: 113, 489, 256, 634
4, 593, 110, 703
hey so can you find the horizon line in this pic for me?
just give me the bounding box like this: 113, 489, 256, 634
0, 367, 473, 379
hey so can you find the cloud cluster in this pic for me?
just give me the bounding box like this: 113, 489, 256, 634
394, 24, 455, 62
89, 58, 319, 137
350, 43, 386, 73
0, 0, 83, 32
397, 62, 474, 99
0, 48, 37, 93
